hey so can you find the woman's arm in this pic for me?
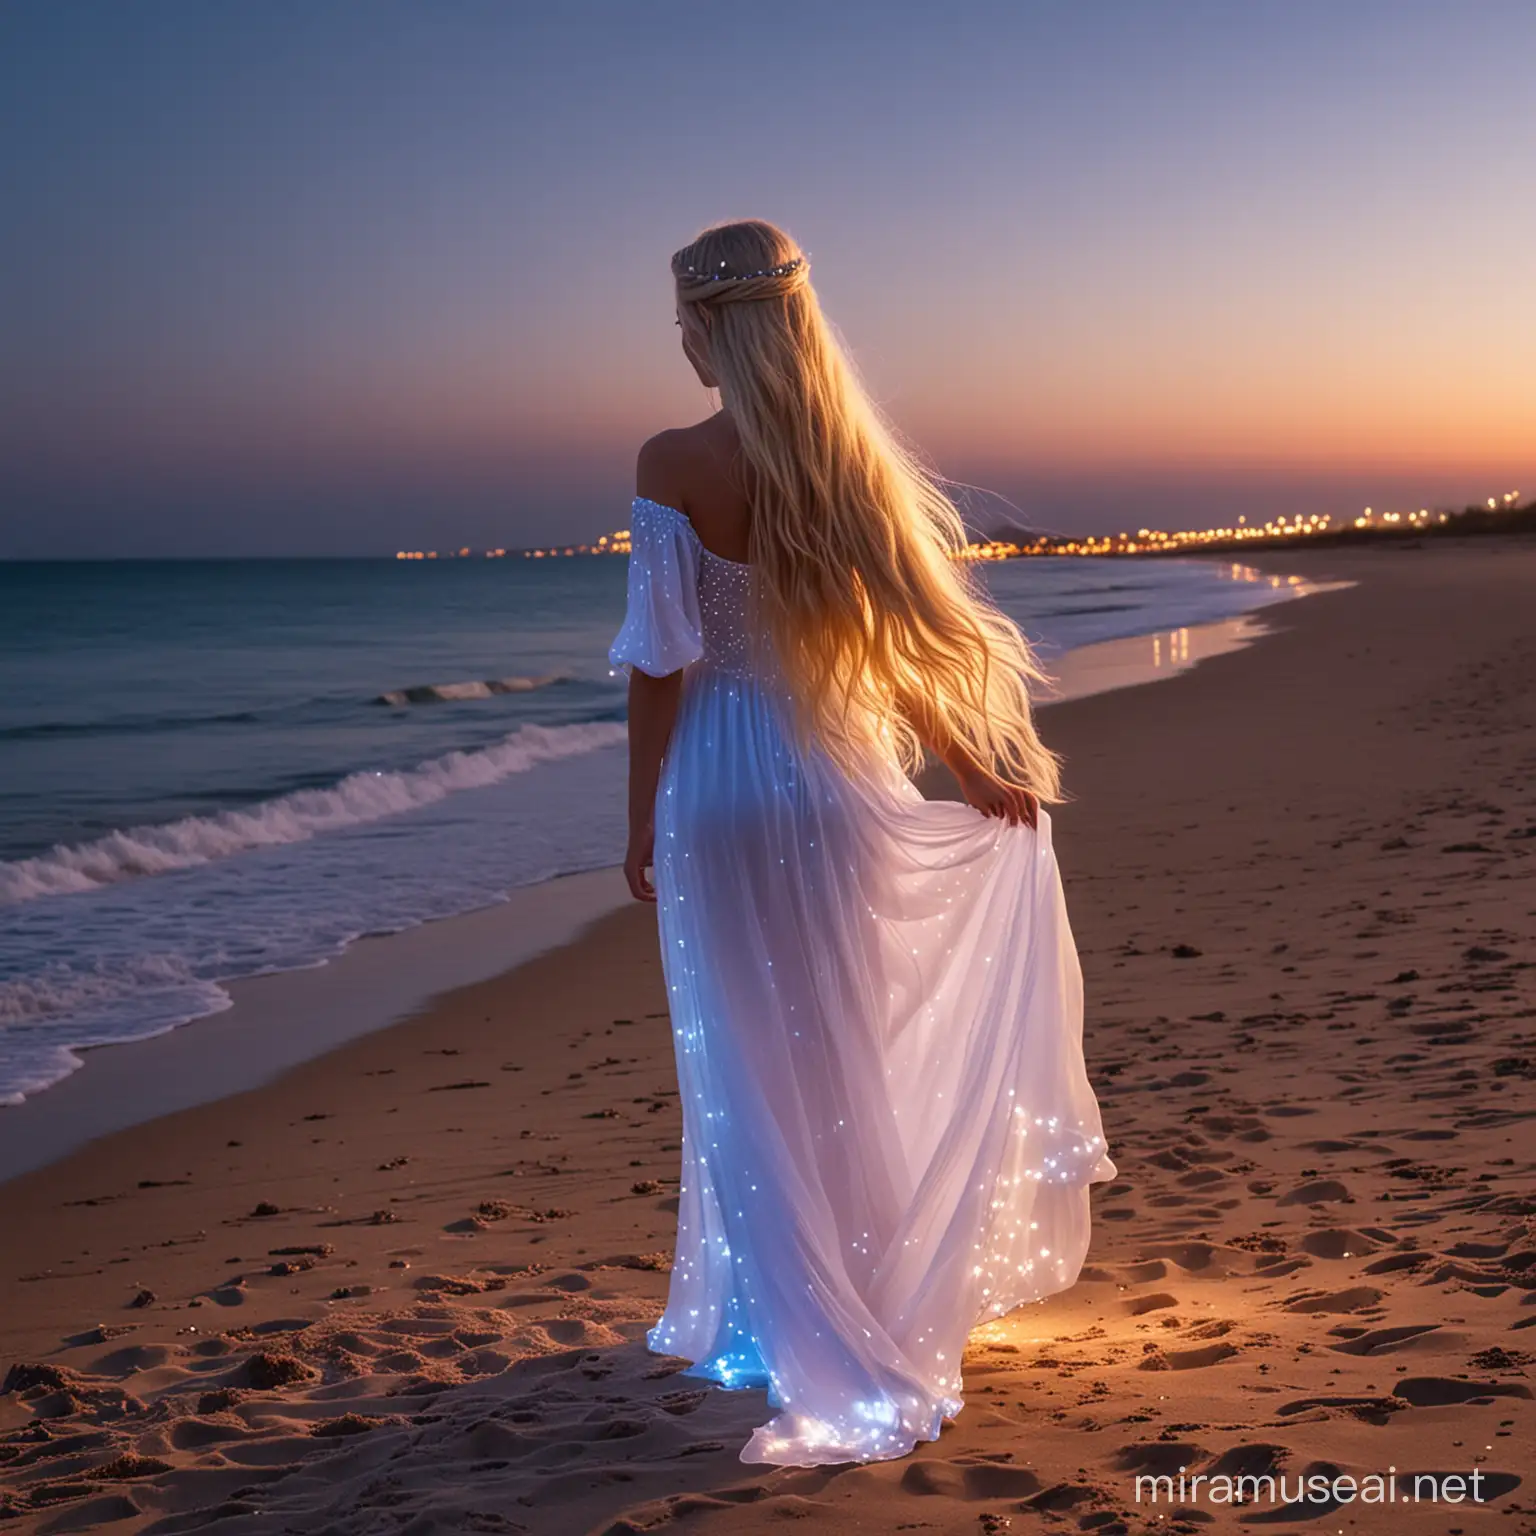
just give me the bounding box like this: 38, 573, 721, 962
624, 669, 684, 900
899, 688, 1038, 828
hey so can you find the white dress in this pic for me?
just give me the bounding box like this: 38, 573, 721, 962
609, 496, 1115, 1467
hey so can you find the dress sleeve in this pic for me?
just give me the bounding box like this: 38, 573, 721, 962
608, 498, 706, 677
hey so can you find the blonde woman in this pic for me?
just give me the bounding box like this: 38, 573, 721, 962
609, 218, 1114, 1467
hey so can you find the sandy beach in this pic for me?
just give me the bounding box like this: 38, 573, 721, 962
2, 537, 1532, 1534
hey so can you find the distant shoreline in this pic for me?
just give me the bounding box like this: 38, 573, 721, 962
2, 498, 1528, 565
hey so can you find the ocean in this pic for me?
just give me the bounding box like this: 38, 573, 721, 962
1, 554, 1307, 1104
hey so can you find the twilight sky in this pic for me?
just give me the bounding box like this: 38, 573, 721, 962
1, 0, 1532, 557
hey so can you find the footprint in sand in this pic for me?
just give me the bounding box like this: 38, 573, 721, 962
1326, 1324, 1441, 1356
76, 1493, 154, 1524
1277, 1178, 1351, 1206
900, 1460, 1045, 1499
1205, 1443, 1289, 1481
1298, 1228, 1378, 1259
1199, 1113, 1271, 1142
1113, 1441, 1210, 1476
1362, 1251, 1434, 1275
87, 1344, 176, 1377
1178, 1169, 1229, 1188
1139, 1341, 1240, 1370
1183, 1319, 1236, 1341
169, 1417, 253, 1450
1023, 1483, 1105, 1514
1393, 1376, 1534, 1406
1276, 1394, 1405, 1425
1252, 1255, 1313, 1277
542, 1271, 593, 1293
1123, 1292, 1179, 1316
1282, 1286, 1385, 1314
1135, 1240, 1228, 1274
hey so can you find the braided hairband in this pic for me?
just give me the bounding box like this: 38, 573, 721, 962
677, 256, 807, 285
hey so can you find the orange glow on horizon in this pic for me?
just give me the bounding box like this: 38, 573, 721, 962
405, 492, 1526, 564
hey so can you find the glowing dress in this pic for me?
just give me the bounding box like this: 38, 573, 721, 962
609, 495, 1115, 1467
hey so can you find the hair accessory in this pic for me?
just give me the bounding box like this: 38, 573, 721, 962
680, 256, 806, 283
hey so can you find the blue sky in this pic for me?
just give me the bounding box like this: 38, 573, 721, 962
1, 1, 1531, 556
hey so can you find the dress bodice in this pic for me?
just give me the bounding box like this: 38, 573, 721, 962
693, 536, 756, 678
610, 496, 759, 680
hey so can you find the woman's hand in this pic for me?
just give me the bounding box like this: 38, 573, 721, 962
957, 764, 1038, 828
896, 686, 1040, 831
625, 824, 657, 902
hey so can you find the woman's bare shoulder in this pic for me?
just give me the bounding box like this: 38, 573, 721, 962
635, 421, 713, 510
635, 418, 751, 559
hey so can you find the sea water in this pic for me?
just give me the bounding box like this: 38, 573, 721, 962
0, 554, 1307, 1103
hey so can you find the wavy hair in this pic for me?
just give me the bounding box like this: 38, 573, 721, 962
671, 218, 1062, 801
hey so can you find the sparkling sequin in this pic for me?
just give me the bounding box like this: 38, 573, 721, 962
608, 495, 1116, 1468
679, 255, 807, 284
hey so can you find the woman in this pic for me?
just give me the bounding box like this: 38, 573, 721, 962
609, 218, 1114, 1468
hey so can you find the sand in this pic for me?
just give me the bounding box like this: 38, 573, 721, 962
1, 537, 1532, 1534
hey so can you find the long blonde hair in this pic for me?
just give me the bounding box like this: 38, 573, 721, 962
672, 218, 1062, 802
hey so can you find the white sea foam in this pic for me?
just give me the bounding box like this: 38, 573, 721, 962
375, 673, 567, 705
0, 720, 626, 905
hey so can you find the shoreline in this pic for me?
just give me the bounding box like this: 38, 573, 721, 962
1, 537, 1532, 1533
0, 592, 1332, 1184
0, 868, 630, 1186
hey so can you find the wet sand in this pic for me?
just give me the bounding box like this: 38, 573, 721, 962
1, 538, 1532, 1533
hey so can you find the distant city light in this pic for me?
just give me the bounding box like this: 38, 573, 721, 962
393, 492, 1526, 564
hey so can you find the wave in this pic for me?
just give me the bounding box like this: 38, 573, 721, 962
375, 673, 567, 706
1032, 601, 1141, 619
0, 708, 263, 743
0, 951, 231, 1029
0, 674, 571, 743
0, 720, 626, 905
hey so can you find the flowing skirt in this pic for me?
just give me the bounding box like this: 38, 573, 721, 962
649, 666, 1115, 1466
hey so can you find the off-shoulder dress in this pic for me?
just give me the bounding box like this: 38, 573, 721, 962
608, 494, 1115, 1466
